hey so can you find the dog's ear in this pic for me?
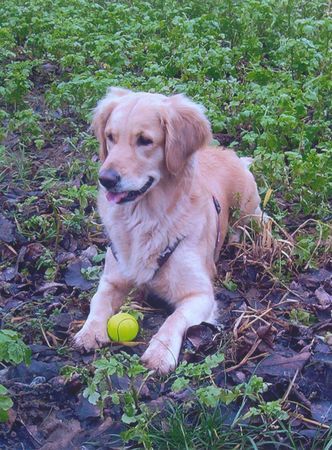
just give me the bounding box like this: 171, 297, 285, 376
92, 87, 131, 162
163, 94, 212, 176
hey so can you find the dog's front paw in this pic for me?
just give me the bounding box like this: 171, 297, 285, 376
73, 319, 110, 351
141, 337, 178, 374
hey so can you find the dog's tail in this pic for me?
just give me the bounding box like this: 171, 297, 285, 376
240, 156, 253, 171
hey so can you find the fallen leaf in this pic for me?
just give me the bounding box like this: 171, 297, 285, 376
185, 323, 218, 351
81, 245, 98, 261
0, 267, 16, 282
64, 259, 93, 290
40, 418, 81, 450
315, 286, 332, 309
0, 214, 15, 243
75, 395, 100, 420
311, 401, 332, 424
25, 243, 45, 261
256, 351, 311, 377
36, 282, 66, 293
299, 270, 332, 289
256, 324, 277, 347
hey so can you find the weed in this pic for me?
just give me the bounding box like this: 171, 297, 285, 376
8, 109, 44, 148
243, 399, 289, 422
69, 351, 300, 449
36, 248, 57, 281
0, 329, 31, 366
62, 351, 150, 424
0, 385, 13, 422
0, 330, 31, 421
223, 279, 238, 292
1, 0, 331, 216
81, 265, 102, 282
20, 214, 57, 242
59, 185, 97, 212
289, 308, 317, 326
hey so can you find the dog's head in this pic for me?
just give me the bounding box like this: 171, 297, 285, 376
92, 87, 212, 204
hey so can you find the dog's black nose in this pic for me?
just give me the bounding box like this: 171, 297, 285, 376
99, 169, 121, 190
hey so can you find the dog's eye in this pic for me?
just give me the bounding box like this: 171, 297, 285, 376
137, 135, 153, 146
107, 133, 114, 142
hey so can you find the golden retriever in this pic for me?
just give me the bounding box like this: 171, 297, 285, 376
74, 87, 262, 373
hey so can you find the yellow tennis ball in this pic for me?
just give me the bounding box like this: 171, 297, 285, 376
107, 313, 139, 342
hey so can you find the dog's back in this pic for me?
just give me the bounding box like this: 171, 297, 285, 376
196, 147, 261, 242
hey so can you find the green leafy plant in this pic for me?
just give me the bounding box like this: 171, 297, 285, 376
0, 385, 13, 422
293, 232, 320, 269
0, 330, 31, 366
65, 350, 291, 449
243, 399, 289, 422
171, 353, 225, 392
62, 351, 150, 424
8, 109, 44, 148
289, 308, 317, 326
81, 265, 102, 282
222, 279, 238, 292
20, 214, 57, 242
0, 330, 31, 421
36, 248, 57, 281
196, 374, 269, 409
59, 185, 97, 212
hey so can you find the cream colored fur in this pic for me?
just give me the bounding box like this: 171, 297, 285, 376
74, 88, 262, 373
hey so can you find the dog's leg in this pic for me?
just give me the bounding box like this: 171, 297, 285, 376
73, 248, 132, 351
141, 293, 216, 374
141, 257, 217, 374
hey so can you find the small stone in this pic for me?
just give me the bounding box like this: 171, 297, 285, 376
30, 376, 47, 386
0, 214, 15, 243
0, 267, 16, 282
81, 245, 98, 261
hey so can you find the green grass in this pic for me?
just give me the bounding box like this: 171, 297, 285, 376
138, 404, 332, 450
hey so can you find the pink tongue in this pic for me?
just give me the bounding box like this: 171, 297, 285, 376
106, 191, 128, 203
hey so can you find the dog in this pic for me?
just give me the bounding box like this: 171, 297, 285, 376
74, 87, 262, 374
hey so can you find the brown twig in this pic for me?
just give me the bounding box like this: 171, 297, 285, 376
290, 413, 330, 430
281, 369, 299, 404
225, 337, 262, 373
39, 320, 52, 348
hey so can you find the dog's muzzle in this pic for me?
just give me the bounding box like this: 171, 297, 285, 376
104, 176, 154, 204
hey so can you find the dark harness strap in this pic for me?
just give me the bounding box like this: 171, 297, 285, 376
108, 236, 184, 278
108, 196, 221, 275
154, 236, 183, 278
213, 196, 221, 262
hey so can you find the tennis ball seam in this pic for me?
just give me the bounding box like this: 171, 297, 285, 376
112, 316, 138, 342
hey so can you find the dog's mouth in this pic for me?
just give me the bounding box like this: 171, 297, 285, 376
105, 177, 154, 204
